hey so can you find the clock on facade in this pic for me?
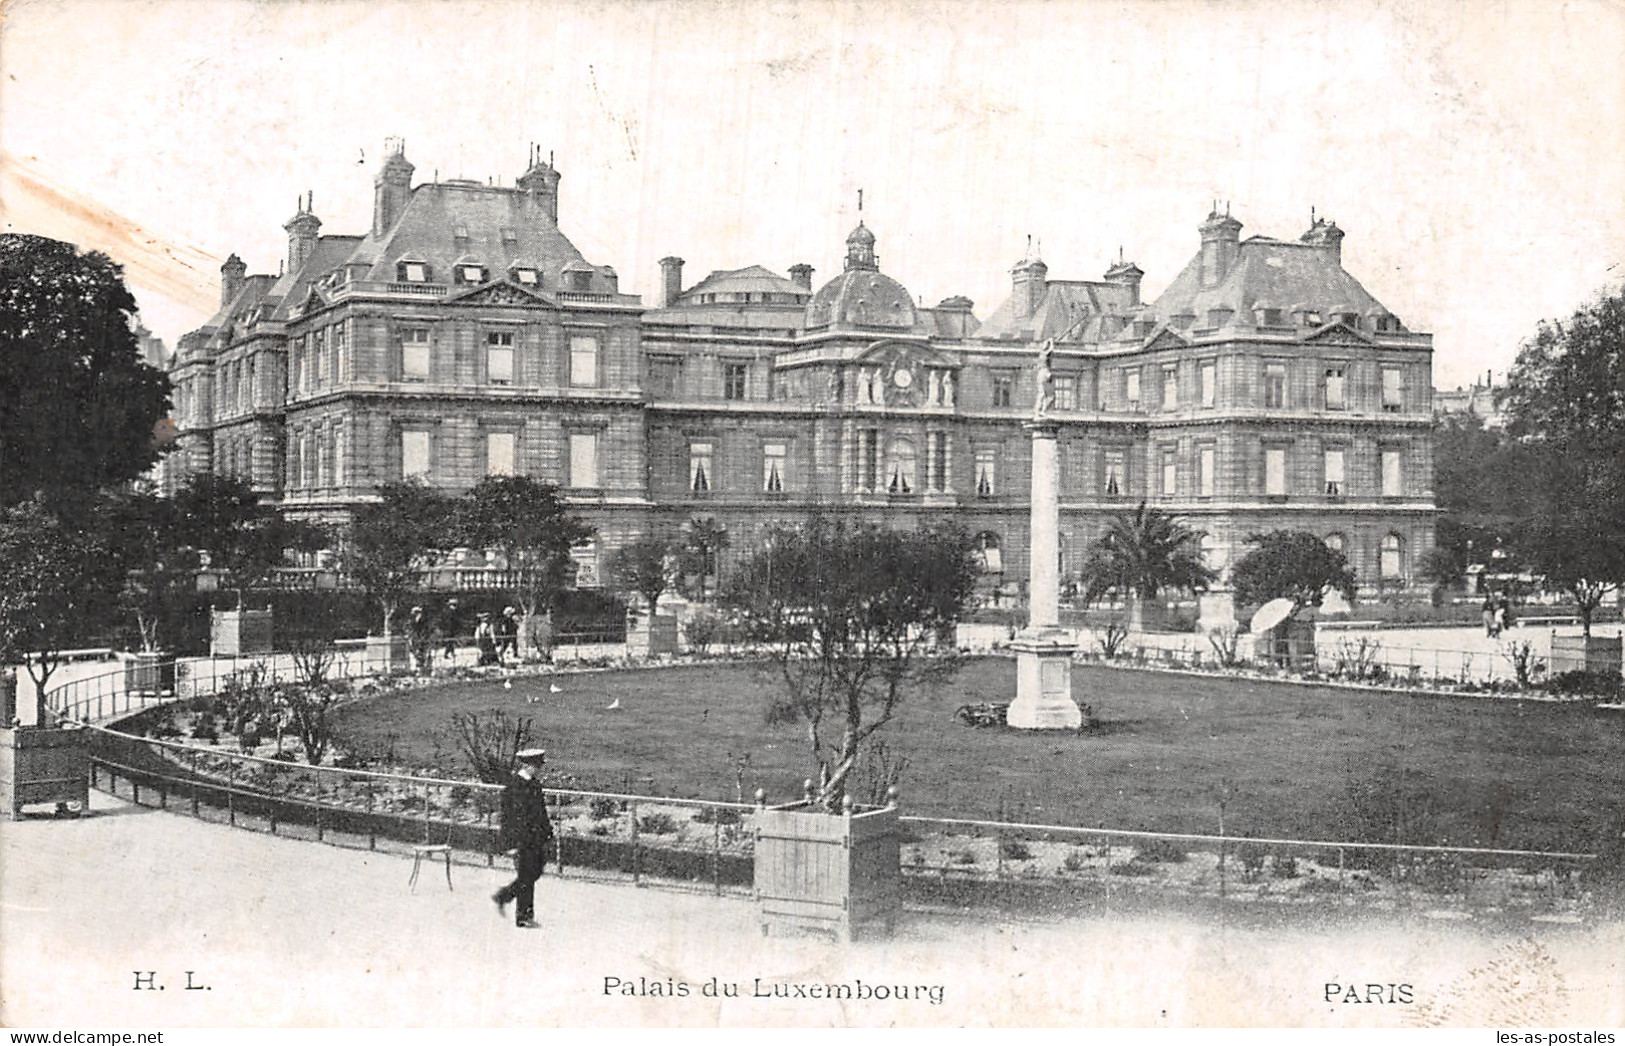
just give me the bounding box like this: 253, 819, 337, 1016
893, 367, 913, 388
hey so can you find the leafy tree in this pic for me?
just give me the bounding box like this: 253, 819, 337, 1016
1077, 501, 1217, 620
720, 517, 978, 809
1230, 530, 1357, 611
0, 498, 126, 719
1500, 285, 1625, 630
171, 474, 322, 607
101, 484, 197, 652
607, 536, 676, 618
342, 482, 456, 639
678, 516, 730, 601
0, 235, 173, 507
454, 476, 594, 653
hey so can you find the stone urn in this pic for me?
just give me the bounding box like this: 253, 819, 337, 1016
753, 788, 901, 940
211, 607, 273, 656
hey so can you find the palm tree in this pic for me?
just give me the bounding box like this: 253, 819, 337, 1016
679, 516, 730, 602
1078, 501, 1217, 631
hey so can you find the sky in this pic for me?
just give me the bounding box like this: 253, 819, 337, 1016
2, 0, 1622, 391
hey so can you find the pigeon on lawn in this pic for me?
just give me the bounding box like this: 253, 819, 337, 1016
549, 683, 563, 694
606, 697, 621, 710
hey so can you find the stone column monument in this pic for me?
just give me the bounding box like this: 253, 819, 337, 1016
1007, 339, 1084, 730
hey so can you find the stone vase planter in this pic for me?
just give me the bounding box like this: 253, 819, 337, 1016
0, 725, 90, 819
1549, 633, 1623, 677
753, 799, 901, 940
122, 651, 175, 697
366, 634, 410, 673
211, 608, 273, 657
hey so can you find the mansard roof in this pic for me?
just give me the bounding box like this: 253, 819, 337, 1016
1148, 235, 1388, 323
976, 279, 1138, 343
267, 235, 363, 322
677, 264, 808, 303
341, 182, 604, 285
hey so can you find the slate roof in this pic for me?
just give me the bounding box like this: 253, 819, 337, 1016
267, 236, 363, 321
1147, 234, 1389, 323
976, 278, 1138, 343
804, 268, 921, 331
676, 264, 808, 302
340, 182, 609, 290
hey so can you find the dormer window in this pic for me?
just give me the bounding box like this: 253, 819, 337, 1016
500, 227, 519, 243
1340, 312, 1360, 328
457, 264, 487, 285
512, 267, 539, 286
1303, 310, 1322, 326
453, 224, 470, 240
398, 261, 430, 283
1259, 308, 1284, 326
571, 271, 593, 292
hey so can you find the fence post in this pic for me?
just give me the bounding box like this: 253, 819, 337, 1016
713, 811, 722, 896
190, 746, 199, 819
631, 799, 641, 886
421, 780, 431, 845
315, 771, 324, 843
367, 780, 376, 851
228, 756, 236, 827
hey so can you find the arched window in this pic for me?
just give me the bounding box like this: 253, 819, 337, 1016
976, 532, 1003, 574
1380, 533, 1404, 580
886, 438, 917, 494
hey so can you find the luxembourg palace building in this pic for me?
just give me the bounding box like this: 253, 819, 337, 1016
165, 142, 1435, 595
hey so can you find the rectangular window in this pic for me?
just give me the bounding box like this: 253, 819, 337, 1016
724, 362, 749, 401
569, 432, 598, 488
1103, 449, 1125, 497
486, 432, 515, 477
762, 442, 786, 493
1382, 448, 1402, 497
401, 429, 430, 480
402, 328, 430, 381
991, 371, 1014, 408
1324, 449, 1346, 496
486, 331, 514, 384
859, 428, 879, 492
312, 329, 327, 387
401, 262, 428, 283
1324, 366, 1347, 410
1161, 446, 1177, 496
1198, 445, 1215, 497
331, 322, 346, 383
1125, 368, 1141, 407
460, 265, 486, 285
569, 335, 598, 387
1054, 375, 1076, 411
689, 441, 713, 494
974, 448, 996, 497
515, 268, 538, 285
1263, 362, 1286, 408
1262, 308, 1284, 326
1265, 447, 1287, 496
649, 356, 682, 398
1199, 360, 1217, 407
1162, 366, 1178, 411
926, 432, 949, 492
1382, 366, 1404, 412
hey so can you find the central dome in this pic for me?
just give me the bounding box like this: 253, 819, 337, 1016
804, 222, 917, 330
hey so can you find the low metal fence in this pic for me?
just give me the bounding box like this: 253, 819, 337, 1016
41, 655, 1607, 919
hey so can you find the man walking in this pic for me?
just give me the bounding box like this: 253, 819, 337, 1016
493, 747, 553, 929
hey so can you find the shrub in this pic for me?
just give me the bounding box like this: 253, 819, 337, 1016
948, 849, 977, 866
447, 785, 473, 807
589, 796, 620, 821
1271, 854, 1300, 879
1110, 860, 1156, 877
1237, 842, 1268, 883
691, 805, 743, 826
1134, 837, 1187, 863
1062, 849, 1088, 873
1298, 875, 1345, 895
1544, 669, 1624, 701
637, 812, 678, 835
999, 838, 1033, 861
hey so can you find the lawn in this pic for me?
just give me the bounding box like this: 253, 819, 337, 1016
330, 659, 1625, 854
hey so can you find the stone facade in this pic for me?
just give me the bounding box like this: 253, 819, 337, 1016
168, 146, 1435, 597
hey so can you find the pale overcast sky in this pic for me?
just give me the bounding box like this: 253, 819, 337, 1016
2, 0, 1621, 390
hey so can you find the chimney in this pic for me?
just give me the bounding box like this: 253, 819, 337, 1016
220, 253, 247, 305
658, 256, 684, 308
1199, 206, 1243, 288
283, 192, 321, 274
1104, 257, 1144, 307
1300, 216, 1345, 265
372, 137, 415, 237
1011, 256, 1048, 320
517, 143, 562, 223
788, 263, 814, 292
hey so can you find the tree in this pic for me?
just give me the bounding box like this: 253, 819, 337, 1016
1077, 501, 1217, 626
607, 536, 676, 619
1230, 530, 1357, 611
0, 235, 173, 507
1500, 285, 1625, 630
171, 474, 322, 607
0, 498, 126, 719
342, 482, 456, 639
454, 477, 594, 654
678, 516, 730, 601
101, 483, 197, 653
720, 517, 978, 809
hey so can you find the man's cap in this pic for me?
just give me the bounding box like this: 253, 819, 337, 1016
410, 605, 423, 613
515, 748, 547, 762
477, 610, 492, 618
503, 606, 516, 615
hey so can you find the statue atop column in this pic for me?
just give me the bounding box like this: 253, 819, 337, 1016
1033, 338, 1056, 419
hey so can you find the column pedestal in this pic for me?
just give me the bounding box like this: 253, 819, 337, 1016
1007, 628, 1081, 730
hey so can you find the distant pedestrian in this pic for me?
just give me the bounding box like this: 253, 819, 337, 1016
497, 606, 520, 663
442, 599, 463, 663
492, 747, 553, 930
406, 605, 434, 675
475, 611, 499, 666
1496, 593, 1514, 634
1482, 594, 1499, 638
